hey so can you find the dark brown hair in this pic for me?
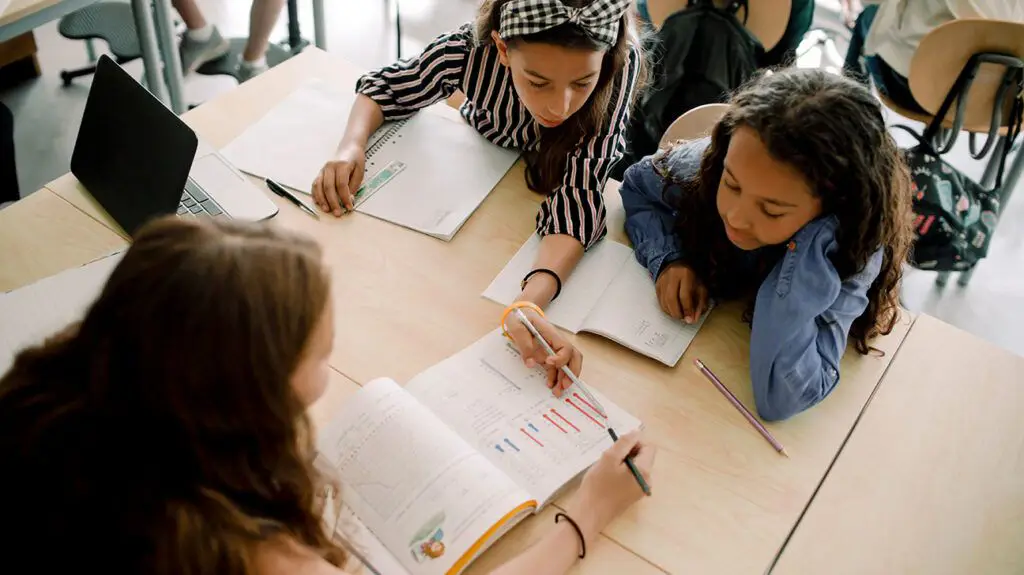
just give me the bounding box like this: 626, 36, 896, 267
0, 217, 346, 572
659, 68, 913, 354
476, 0, 648, 194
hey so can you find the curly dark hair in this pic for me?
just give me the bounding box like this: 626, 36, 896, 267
658, 68, 913, 354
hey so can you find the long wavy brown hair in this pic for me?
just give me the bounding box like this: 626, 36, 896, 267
0, 217, 347, 572
660, 68, 913, 354
476, 0, 649, 194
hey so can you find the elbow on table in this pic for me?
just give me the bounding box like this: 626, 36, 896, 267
752, 368, 835, 422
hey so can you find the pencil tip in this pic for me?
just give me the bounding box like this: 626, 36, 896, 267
780, 448, 790, 458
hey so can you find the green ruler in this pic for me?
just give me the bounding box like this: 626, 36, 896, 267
353, 160, 407, 209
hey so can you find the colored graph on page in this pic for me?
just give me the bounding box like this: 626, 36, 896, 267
406, 331, 641, 504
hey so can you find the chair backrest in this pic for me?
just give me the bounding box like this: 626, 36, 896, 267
659, 103, 729, 146
641, 0, 791, 51
909, 19, 1024, 132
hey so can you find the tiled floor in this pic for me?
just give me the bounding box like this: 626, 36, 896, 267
2, 0, 1022, 356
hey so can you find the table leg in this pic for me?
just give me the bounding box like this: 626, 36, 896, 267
313, 0, 327, 50
130, 0, 168, 104
151, 0, 187, 114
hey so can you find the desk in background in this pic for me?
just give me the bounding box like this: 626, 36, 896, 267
41, 48, 916, 574
771, 313, 1024, 575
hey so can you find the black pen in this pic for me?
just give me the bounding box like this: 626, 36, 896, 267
607, 428, 652, 496
264, 178, 319, 220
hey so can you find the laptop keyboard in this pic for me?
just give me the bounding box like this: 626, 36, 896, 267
176, 179, 226, 218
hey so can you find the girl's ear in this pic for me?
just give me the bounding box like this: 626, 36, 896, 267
491, 30, 510, 67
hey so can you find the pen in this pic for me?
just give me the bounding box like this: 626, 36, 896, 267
513, 309, 651, 496
693, 359, 789, 457
265, 178, 319, 220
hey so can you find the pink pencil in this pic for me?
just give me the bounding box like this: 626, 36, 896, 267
694, 359, 789, 457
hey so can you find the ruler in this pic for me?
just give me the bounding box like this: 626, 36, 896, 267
353, 160, 406, 209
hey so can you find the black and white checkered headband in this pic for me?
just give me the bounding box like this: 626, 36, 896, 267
498, 0, 631, 46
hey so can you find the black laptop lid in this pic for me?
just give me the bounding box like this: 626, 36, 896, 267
71, 55, 197, 237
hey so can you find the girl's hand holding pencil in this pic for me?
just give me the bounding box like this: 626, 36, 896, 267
501, 302, 582, 396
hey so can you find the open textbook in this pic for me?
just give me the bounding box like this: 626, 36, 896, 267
221, 79, 520, 241
483, 236, 709, 367
0, 251, 124, 375
315, 331, 641, 575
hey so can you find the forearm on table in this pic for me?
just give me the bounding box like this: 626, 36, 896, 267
488, 521, 585, 575
340, 94, 384, 148
515, 234, 585, 308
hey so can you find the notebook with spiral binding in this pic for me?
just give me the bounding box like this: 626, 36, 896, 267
221, 79, 520, 240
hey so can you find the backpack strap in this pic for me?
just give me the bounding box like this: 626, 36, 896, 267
993, 68, 1023, 191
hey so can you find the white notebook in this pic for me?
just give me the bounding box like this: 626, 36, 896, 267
0, 251, 124, 376
221, 79, 520, 240
483, 237, 709, 367
315, 331, 640, 575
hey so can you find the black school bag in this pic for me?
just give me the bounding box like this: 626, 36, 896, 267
611, 0, 762, 180
895, 53, 1023, 272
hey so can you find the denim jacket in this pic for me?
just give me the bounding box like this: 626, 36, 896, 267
621, 139, 884, 421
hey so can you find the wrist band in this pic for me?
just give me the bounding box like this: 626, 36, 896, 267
521, 268, 562, 301
500, 301, 545, 339
554, 512, 586, 559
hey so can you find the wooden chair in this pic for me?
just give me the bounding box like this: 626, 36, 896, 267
659, 102, 728, 146
637, 0, 791, 53
883, 18, 1024, 287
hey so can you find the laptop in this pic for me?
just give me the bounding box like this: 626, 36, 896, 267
71, 55, 278, 236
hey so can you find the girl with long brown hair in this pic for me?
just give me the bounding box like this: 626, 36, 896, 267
620, 68, 913, 421
312, 0, 648, 389
0, 217, 653, 574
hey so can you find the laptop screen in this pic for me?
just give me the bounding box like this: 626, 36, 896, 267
71, 56, 198, 237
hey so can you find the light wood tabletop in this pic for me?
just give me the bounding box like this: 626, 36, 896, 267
0, 187, 126, 292
36, 48, 920, 573
771, 314, 1024, 575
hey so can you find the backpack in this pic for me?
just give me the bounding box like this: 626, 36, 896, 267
895, 52, 1023, 272
611, 0, 762, 179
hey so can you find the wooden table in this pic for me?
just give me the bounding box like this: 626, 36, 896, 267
771, 314, 1024, 575
33, 48, 915, 573
0, 187, 126, 292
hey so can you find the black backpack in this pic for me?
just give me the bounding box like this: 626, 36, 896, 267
895, 52, 1023, 272
611, 0, 762, 179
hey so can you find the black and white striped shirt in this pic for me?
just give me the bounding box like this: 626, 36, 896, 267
356, 24, 641, 249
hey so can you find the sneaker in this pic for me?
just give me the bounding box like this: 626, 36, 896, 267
236, 61, 269, 83
178, 26, 230, 74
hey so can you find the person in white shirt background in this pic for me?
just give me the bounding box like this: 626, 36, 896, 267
843, 0, 1024, 113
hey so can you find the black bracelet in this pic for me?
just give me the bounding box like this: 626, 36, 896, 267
554, 512, 586, 559
521, 268, 562, 301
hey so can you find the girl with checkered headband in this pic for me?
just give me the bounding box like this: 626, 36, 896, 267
314, 0, 649, 387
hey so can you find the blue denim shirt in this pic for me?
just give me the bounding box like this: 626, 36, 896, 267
621, 139, 884, 421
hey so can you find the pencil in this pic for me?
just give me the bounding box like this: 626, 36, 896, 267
513, 309, 651, 495
693, 359, 789, 457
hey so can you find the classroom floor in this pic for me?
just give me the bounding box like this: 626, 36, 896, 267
2, 0, 1022, 357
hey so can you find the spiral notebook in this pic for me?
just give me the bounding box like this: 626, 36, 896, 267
484, 236, 709, 367
221, 79, 520, 240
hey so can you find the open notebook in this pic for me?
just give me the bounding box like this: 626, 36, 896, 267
315, 331, 640, 575
483, 237, 709, 367
220, 79, 520, 240
0, 251, 124, 375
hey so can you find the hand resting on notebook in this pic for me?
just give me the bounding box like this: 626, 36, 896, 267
313, 142, 366, 215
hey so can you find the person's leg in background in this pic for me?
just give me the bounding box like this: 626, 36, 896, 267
760, 0, 815, 68
171, 0, 230, 74
0, 102, 19, 208
843, 3, 877, 80
237, 0, 287, 82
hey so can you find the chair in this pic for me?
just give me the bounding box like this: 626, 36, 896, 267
659, 102, 728, 146
636, 0, 791, 53
882, 18, 1024, 287
58, 0, 309, 86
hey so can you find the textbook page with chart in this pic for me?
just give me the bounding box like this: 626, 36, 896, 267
220, 78, 520, 241
314, 331, 640, 575
482, 236, 710, 367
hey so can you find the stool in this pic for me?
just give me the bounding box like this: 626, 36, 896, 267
58, 2, 142, 86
